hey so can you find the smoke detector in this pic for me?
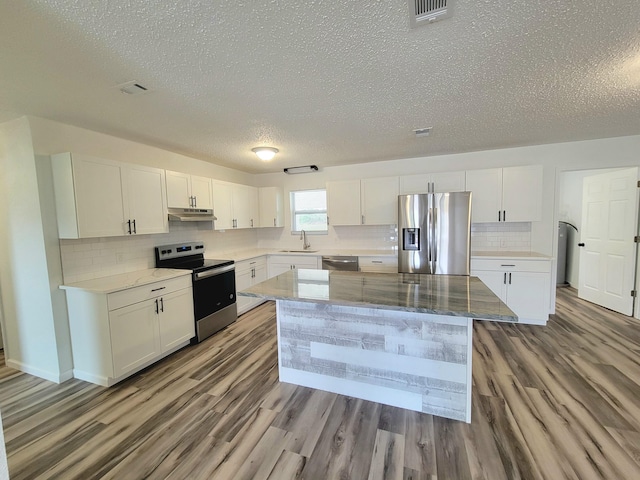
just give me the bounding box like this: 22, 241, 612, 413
116, 81, 150, 95
409, 0, 454, 28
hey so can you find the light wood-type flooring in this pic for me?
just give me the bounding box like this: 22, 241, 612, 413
1, 287, 640, 479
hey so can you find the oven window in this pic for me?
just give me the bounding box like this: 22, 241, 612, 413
193, 270, 236, 320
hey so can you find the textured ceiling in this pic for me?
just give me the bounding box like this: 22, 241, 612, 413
1, 1, 639, 173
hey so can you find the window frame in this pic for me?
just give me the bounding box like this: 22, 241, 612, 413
290, 188, 328, 235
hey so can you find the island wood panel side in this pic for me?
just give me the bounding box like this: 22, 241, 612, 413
276, 300, 472, 422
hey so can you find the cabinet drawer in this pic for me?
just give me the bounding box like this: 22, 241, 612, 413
237, 256, 267, 273
359, 256, 398, 273
471, 258, 551, 273
359, 256, 397, 267
108, 275, 192, 311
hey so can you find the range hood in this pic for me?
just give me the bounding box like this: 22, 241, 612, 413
168, 207, 217, 222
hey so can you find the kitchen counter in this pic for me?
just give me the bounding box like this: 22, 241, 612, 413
210, 248, 550, 263
471, 250, 551, 259
207, 248, 397, 263
239, 270, 517, 423
241, 269, 517, 322
60, 268, 191, 294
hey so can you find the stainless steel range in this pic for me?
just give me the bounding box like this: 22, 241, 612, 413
155, 242, 237, 343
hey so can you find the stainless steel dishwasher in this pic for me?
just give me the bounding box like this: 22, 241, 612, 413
321, 255, 359, 271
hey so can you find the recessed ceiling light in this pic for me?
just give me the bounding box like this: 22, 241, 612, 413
252, 147, 279, 161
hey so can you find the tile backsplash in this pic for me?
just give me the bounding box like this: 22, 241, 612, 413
470, 222, 531, 251
60, 223, 257, 283
60, 221, 531, 284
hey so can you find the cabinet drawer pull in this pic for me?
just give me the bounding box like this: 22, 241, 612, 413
151, 286, 166, 292
372, 261, 383, 264
500, 264, 515, 267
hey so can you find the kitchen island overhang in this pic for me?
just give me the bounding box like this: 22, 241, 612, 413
239, 269, 517, 423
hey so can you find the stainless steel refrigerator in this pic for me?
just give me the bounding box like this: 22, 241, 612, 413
398, 192, 472, 275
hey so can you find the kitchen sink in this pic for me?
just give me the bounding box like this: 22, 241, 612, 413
279, 249, 318, 253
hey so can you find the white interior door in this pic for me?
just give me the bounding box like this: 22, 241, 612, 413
578, 168, 638, 315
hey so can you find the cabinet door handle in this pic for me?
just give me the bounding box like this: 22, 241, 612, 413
155, 298, 159, 314
503, 272, 506, 284
160, 297, 164, 312
127, 219, 132, 235
498, 211, 501, 222
361, 215, 365, 225
503, 210, 506, 222
151, 286, 166, 292
251, 219, 254, 227
327, 216, 330, 225
508, 272, 512, 284
193, 196, 197, 207
132, 219, 137, 234
273, 218, 276, 227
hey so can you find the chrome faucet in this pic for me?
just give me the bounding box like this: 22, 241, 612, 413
300, 230, 311, 250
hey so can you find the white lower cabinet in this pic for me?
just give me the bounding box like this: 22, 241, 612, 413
268, 255, 320, 278
358, 256, 398, 273
65, 274, 194, 386
471, 257, 551, 325
236, 257, 268, 315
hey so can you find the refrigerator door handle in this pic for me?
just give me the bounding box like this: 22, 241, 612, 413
432, 207, 438, 269
426, 207, 432, 263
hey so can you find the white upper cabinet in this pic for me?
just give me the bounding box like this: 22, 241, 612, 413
258, 186, 284, 227
126, 164, 169, 235
327, 180, 361, 226
400, 171, 466, 194
212, 180, 233, 229
212, 180, 258, 229
465, 165, 543, 223
51, 152, 168, 238
166, 171, 213, 209
327, 177, 399, 226
361, 176, 399, 225
232, 184, 258, 228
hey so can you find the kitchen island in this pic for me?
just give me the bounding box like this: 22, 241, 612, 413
239, 269, 517, 422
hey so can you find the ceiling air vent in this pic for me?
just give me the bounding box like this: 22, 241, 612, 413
116, 81, 150, 95
409, 0, 453, 28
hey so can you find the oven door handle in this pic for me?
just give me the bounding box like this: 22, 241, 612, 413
194, 264, 235, 280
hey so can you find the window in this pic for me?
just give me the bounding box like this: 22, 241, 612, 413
290, 189, 327, 233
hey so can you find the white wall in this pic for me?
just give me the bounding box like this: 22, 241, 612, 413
28, 116, 254, 186
0, 117, 71, 382
255, 134, 640, 313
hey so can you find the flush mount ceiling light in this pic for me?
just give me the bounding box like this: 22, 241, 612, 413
252, 147, 279, 161
283, 165, 319, 174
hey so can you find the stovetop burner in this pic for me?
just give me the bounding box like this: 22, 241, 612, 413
155, 242, 233, 272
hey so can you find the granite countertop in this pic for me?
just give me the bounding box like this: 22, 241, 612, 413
211, 248, 550, 263
60, 268, 191, 294
208, 248, 398, 262
240, 270, 518, 322
471, 251, 551, 259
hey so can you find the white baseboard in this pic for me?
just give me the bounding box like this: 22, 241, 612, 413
5, 359, 71, 383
